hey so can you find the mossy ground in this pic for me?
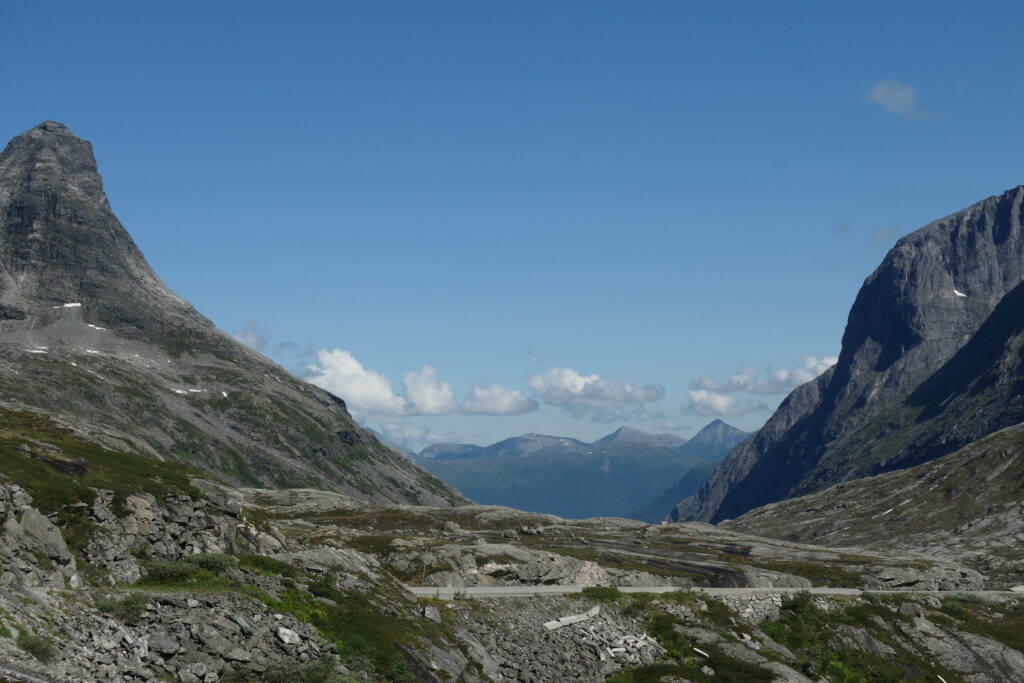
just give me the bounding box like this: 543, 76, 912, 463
0, 408, 208, 552
760, 592, 962, 682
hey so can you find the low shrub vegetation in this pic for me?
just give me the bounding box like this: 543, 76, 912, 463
94, 592, 149, 621
238, 553, 298, 578
16, 629, 56, 662
580, 585, 623, 602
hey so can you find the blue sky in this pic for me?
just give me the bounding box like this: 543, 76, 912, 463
3, 1, 1023, 449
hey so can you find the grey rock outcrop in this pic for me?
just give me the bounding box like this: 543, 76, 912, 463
0, 121, 465, 506
674, 184, 1024, 522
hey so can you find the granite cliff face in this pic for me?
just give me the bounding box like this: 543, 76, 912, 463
0, 122, 465, 506
673, 184, 1024, 522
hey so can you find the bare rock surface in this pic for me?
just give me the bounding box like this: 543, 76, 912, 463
674, 184, 1024, 523
0, 121, 464, 507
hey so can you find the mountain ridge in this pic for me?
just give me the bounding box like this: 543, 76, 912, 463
415, 422, 746, 519
673, 183, 1024, 522
0, 121, 465, 506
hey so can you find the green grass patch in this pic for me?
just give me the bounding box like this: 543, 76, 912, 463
939, 597, 1024, 653
266, 573, 422, 682
761, 592, 961, 682
238, 554, 298, 578
94, 592, 149, 621
16, 628, 56, 662
136, 554, 240, 589
0, 408, 208, 526
580, 586, 623, 602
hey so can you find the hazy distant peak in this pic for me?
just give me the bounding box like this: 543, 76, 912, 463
593, 426, 687, 448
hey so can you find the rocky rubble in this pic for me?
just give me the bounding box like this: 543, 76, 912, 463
84, 481, 281, 584
448, 596, 664, 682
0, 586, 331, 683
0, 457, 1020, 682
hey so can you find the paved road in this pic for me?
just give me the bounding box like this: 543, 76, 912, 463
407, 585, 1019, 600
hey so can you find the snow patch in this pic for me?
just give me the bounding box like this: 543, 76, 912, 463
953, 289, 967, 298
221, 391, 228, 398
87, 324, 106, 331
173, 389, 187, 395
54, 302, 82, 308
26, 349, 47, 354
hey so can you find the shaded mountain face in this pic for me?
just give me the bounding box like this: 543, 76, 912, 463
414, 423, 744, 520
0, 122, 465, 506
673, 184, 1024, 523
626, 420, 748, 523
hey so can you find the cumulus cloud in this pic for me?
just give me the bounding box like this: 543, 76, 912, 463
463, 383, 538, 415
867, 79, 926, 119
378, 422, 457, 449
689, 355, 838, 397
232, 320, 269, 352
306, 349, 407, 419
687, 390, 769, 418
305, 348, 538, 421
403, 365, 459, 416
526, 366, 665, 419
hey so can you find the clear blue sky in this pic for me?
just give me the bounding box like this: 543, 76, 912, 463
3, 1, 1023, 449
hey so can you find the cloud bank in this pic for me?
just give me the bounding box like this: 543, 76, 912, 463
685, 355, 837, 417
527, 366, 665, 421
305, 348, 539, 422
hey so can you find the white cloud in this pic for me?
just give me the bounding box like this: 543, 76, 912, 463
689, 355, 837, 397
526, 366, 665, 419
761, 355, 838, 394
306, 349, 407, 420
686, 390, 769, 418
867, 79, 926, 119
528, 367, 664, 408
306, 348, 536, 422
403, 365, 459, 416
379, 422, 456, 449
232, 320, 269, 353
652, 419, 688, 432
463, 382, 538, 415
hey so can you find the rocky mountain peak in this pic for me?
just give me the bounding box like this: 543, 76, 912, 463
0, 121, 188, 331
687, 419, 744, 445
0, 122, 466, 506
672, 183, 1024, 523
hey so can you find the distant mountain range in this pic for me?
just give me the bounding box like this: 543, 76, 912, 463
414, 420, 747, 520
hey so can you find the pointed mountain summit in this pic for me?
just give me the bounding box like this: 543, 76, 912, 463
0, 122, 465, 505
673, 184, 1024, 523
678, 419, 747, 459
0, 121, 194, 329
